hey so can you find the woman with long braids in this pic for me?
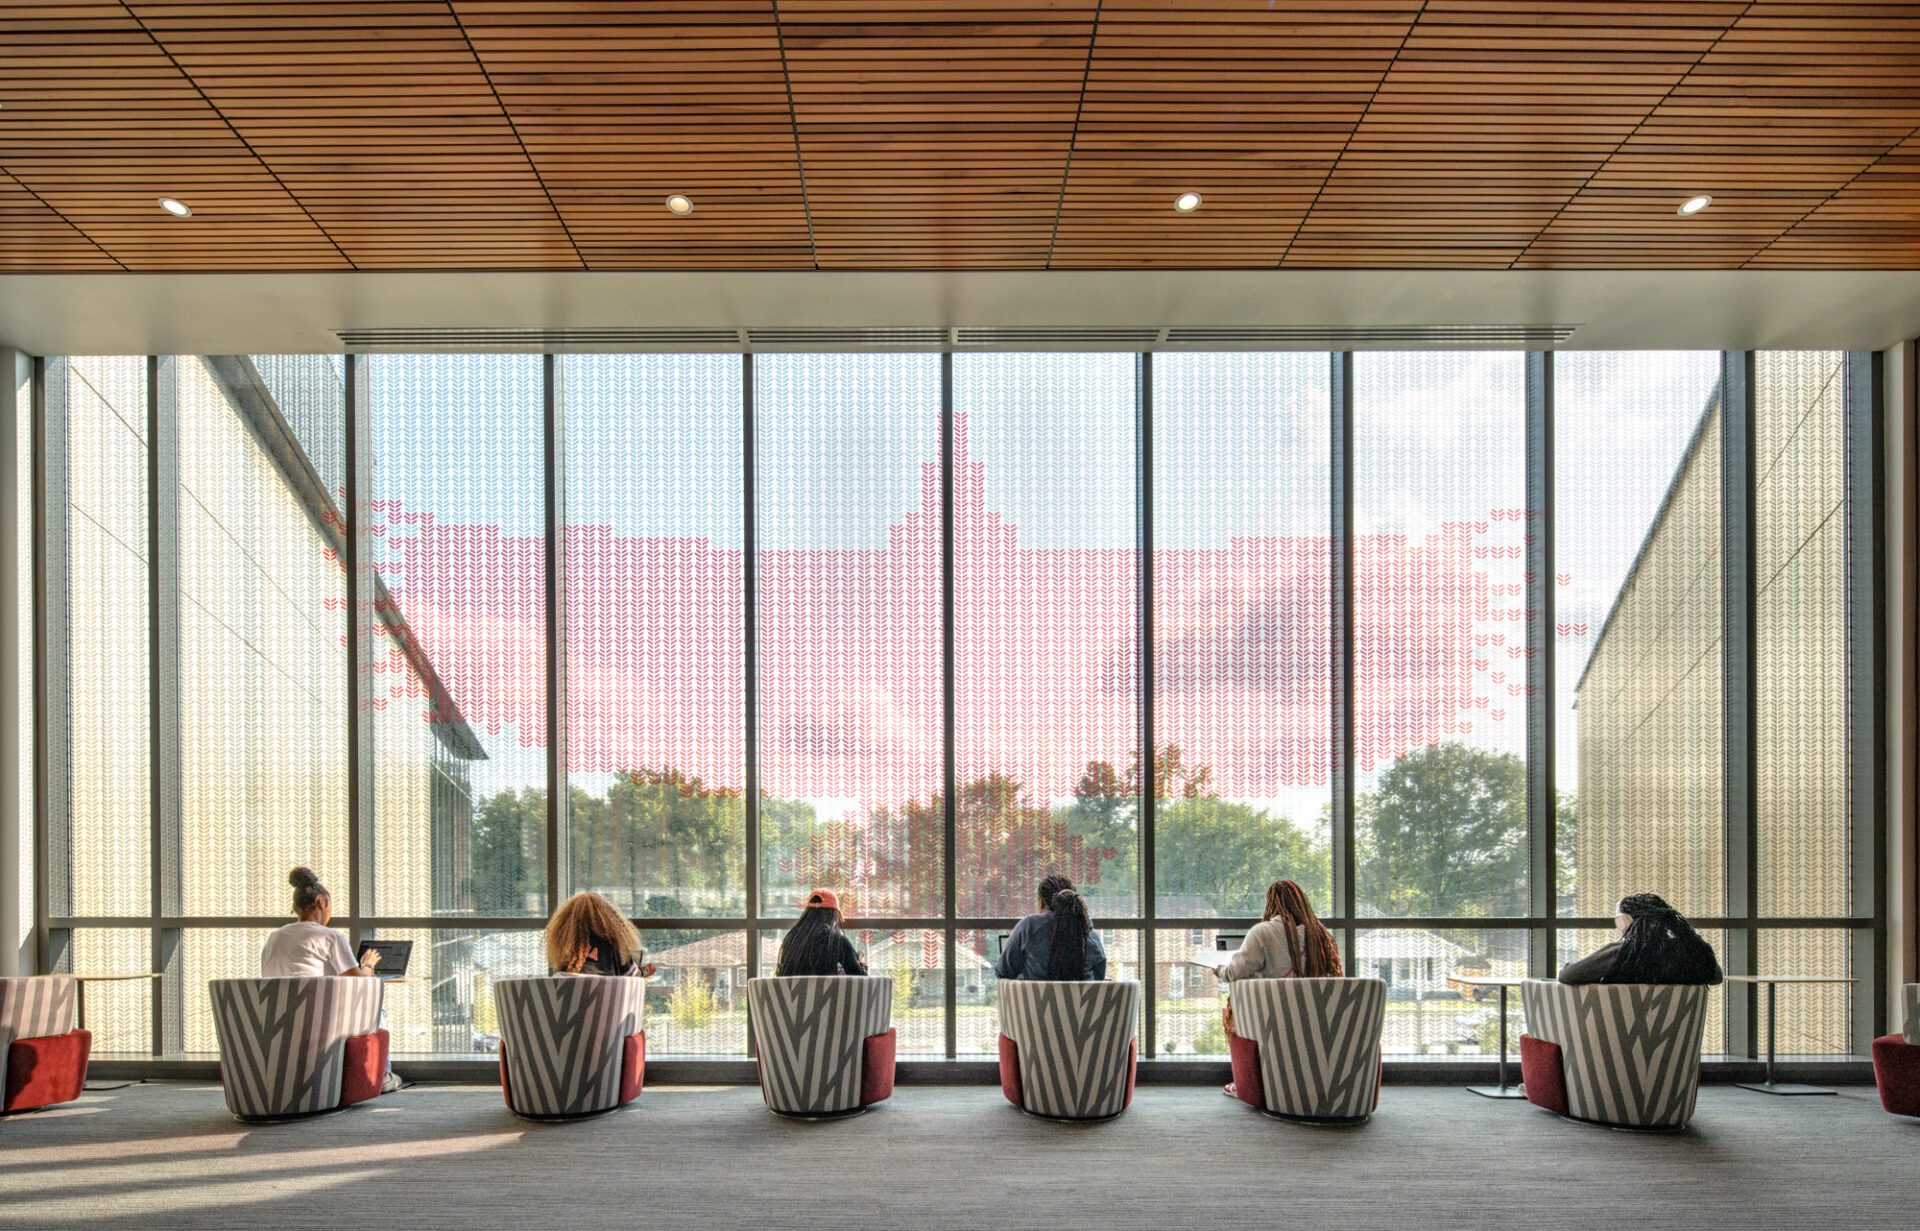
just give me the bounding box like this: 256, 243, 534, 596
995, 874, 1108, 981
1214, 879, 1342, 1097
1559, 893, 1723, 985
775, 889, 869, 977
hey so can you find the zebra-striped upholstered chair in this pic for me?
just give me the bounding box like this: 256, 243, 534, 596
495, 975, 647, 1120
1226, 977, 1386, 1124
1870, 983, 1920, 1116
210, 978, 388, 1122
747, 976, 895, 1118
0, 976, 90, 1114
997, 979, 1140, 1122
1518, 980, 1709, 1130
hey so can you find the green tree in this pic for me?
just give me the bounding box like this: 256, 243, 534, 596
1356, 742, 1528, 918
469, 786, 542, 913
1156, 795, 1331, 918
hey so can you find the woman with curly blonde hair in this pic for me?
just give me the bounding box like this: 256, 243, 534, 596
545, 892, 653, 978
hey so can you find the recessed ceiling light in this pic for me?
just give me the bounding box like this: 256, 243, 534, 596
665, 194, 694, 216
157, 197, 193, 218
1174, 192, 1203, 213
1677, 194, 1712, 217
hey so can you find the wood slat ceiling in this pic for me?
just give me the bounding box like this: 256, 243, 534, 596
1, 0, 1917, 272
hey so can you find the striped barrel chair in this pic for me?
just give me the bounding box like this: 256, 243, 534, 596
495, 975, 647, 1121
210, 978, 388, 1122
1519, 980, 1709, 1130
997, 980, 1140, 1122
1870, 984, 1920, 1117
1226, 977, 1386, 1124
747, 976, 895, 1119
0, 976, 90, 1114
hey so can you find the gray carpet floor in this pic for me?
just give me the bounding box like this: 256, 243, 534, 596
0, 1082, 1912, 1230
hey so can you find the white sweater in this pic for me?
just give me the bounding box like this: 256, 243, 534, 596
1217, 918, 1309, 983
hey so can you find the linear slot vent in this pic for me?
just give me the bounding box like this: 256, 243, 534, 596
336, 324, 1579, 352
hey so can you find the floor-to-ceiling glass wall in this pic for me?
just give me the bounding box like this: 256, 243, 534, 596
37, 347, 1881, 1061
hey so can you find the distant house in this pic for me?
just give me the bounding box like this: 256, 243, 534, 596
646, 933, 751, 1011
1354, 929, 1474, 999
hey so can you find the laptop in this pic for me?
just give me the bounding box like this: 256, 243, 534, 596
356, 939, 413, 979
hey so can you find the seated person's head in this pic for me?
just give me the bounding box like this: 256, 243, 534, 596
1036, 874, 1074, 914
545, 892, 640, 973
1614, 893, 1718, 983
289, 867, 331, 924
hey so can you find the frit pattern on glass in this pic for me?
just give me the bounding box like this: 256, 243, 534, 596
997, 979, 1141, 1120
209, 976, 384, 1119
1230, 976, 1386, 1121
1520, 979, 1709, 1129
746, 975, 894, 1115
1556, 353, 1722, 918
495, 975, 646, 1118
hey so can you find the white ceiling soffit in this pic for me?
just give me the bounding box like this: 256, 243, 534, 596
1, 269, 1918, 356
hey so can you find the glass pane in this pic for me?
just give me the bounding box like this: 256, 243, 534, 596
1353, 353, 1529, 918
954, 353, 1139, 919
1755, 351, 1850, 917
370, 355, 547, 917
957, 926, 1137, 1058
177, 355, 347, 915
1360, 926, 1528, 1056
563, 355, 745, 916
371, 927, 546, 1057
1153, 353, 1333, 918
1757, 928, 1853, 1056
1558, 926, 1726, 1055
645, 928, 748, 1056
757, 354, 944, 919
1157, 924, 1231, 1057
1555, 353, 1724, 917
758, 926, 947, 1057
177, 927, 279, 1055
62, 928, 153, 1056
60, 356, 150, 916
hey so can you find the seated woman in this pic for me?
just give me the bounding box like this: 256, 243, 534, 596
1215, 879, 1342, 1098
1559, 893, 1722, 985
775, 890, 869, 977
261, 867, 380, 978
995, 874, 1107, 982
261, 866, 399, 1093
546, 892, 654, 978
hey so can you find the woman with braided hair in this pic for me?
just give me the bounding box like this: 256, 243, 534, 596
1214, 878, 1342, 1098
1558, 893, 1723, 985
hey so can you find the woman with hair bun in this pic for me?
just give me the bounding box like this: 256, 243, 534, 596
1559, 893, 1723, 985
994, 874, 1107, 982
259, 867, 380, 979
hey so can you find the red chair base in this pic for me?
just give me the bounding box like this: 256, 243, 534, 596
4, 1029, 91, 1113
860, 1028, 896, 1107
1872, 1034, 1920, 1117
1520, 1034, 1569, 1116
339, 1030, 390, 1108
998, 1033, 1023, 1108
1228, 1031, 1265, 1110
619, 1031, 646, 1107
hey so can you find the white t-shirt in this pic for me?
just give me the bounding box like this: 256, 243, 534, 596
260, 921, 357, 978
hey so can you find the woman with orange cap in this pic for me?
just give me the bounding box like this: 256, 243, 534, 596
775, 888, 869, 977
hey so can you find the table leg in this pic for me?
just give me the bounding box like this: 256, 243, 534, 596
1468, 984, 1526, 1099
1738, 980, 1836, 1096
